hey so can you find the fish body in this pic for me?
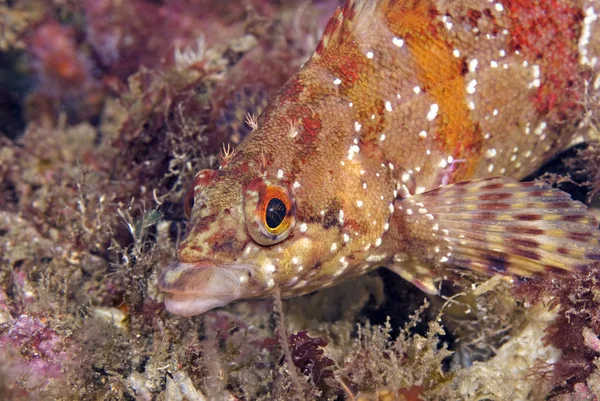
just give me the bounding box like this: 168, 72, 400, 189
159, 0, 600, 316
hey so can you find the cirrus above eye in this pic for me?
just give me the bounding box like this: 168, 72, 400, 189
183, 169, 219, 219
243, 178, 297, 246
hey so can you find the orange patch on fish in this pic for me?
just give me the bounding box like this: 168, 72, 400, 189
384, 0, 482, 180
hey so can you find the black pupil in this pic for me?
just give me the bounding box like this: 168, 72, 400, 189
265, 198, 287, 229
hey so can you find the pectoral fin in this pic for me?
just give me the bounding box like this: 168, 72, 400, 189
393, 177, 600, 279
387, 258, 440, 295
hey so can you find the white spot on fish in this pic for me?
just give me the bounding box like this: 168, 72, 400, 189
531, 64, 541, 88
580, 7, 598, 66
466, 79, 477, 94
427, 104, 439, 121
469, 59, 478, 72
534, 121, 547, 135
347, 144, 360, 160
442, 16, 453, 30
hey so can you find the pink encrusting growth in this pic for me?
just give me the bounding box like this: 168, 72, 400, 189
159, 0, 600, 317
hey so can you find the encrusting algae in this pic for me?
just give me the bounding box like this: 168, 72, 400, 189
1, 0, 600, 400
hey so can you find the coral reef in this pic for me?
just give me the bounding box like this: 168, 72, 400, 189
0, 1, 600, 400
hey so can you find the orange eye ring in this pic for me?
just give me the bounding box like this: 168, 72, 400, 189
244, 178, 296, 246
183, 169, 219, 219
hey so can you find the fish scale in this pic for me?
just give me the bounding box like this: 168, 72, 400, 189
158, 0, 600, 317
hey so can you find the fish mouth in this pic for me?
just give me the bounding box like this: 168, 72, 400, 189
157, 260, 249, 316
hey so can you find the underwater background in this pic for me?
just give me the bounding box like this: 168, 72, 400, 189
1, 0, 600, 400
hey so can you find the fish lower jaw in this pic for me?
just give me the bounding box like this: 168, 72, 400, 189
163, 292, 240, 316
158, 261, 249, 316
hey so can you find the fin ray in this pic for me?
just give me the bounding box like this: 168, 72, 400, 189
313, 0, 387, 58
395, 178, 600, 278
387, 260, 439, 295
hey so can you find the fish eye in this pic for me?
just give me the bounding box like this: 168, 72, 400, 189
244, 179, 296, 246
265, 198, 286, 229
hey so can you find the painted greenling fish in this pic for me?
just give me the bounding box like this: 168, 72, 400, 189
158, 0, 600, 316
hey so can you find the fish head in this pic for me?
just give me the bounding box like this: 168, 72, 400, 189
158, 142, 395, 316
156, 159, 328, 316
157, 165, 263, 315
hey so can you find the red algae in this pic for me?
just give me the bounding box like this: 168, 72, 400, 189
0, 315, 77, 396
29, 22, 91, 95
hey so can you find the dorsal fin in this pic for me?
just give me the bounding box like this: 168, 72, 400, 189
313, 0, 387, 58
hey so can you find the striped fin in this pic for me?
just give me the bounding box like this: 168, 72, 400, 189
313, 0, 385, 57
395, 177, 600, 279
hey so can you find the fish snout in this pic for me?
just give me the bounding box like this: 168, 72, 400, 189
177, 209, 248, 264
